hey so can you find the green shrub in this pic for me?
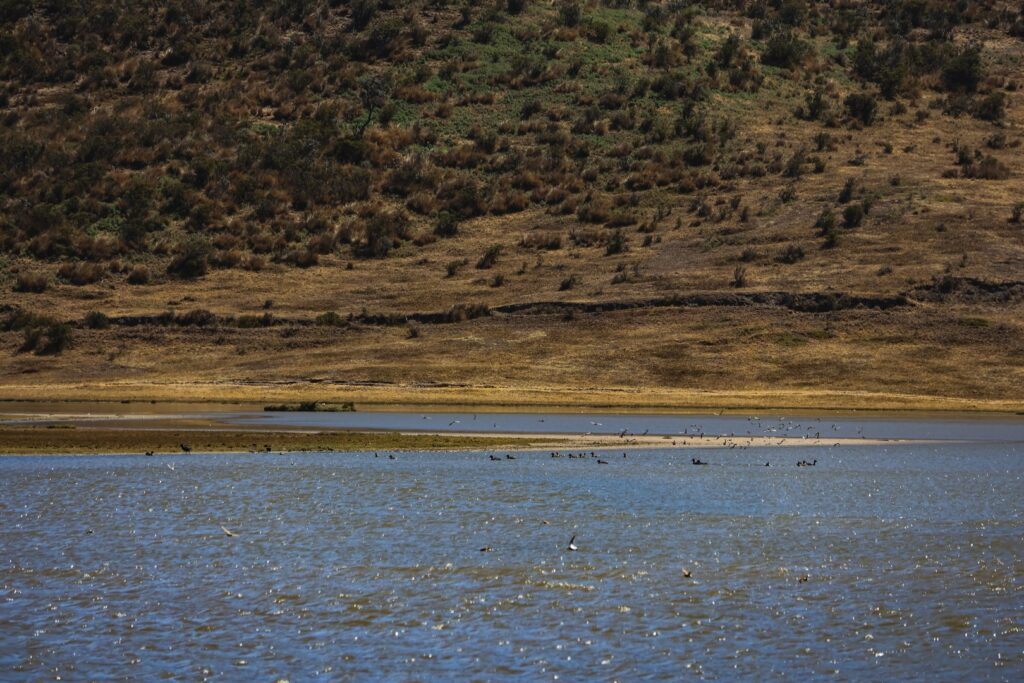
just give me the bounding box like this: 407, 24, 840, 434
761, 31, 810, 69
434, 211, 458, 238
558, 0, 581, 27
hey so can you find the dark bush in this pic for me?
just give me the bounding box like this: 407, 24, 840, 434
359, 211, 410, 258
962, 156, 1010, 180
845, 92, 877, 125
973, 92, 1006, 122
476, 244, 502, 269
838, 178, 856, 203
761, 31, 810, 69
605, 229, 626, 255
445, 259, 469, 278
815, 209, 836, 235
167, 235, 210, 278
776, 245, 805, 264
58, 261, 104, 286
842, 203, 865, 228
941, 45, 984, 94
434, 211, 458, 237
14, 272, 48, 293
7, 312, 73, 356
558, 0, 581, 27
316, 311, 346, 327
127, 265, 151, 285
84, 311, 110, 329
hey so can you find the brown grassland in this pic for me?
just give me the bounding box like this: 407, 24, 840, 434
1, 1, 1023, 414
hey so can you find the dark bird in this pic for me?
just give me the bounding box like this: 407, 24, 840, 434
567, 534, 578, 552
489, 455, 501, 461
505, 453, 515, 460
144, 451, 154, 457
597, 459, 608, 465
388, 454, 396, 460
180, 443, 191, 454
479, 545, 493, 552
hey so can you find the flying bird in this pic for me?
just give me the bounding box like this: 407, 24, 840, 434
221, 526, 237, 537
567, 534, 578, 552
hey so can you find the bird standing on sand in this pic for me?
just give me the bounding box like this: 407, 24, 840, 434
567, 535, 578, 551
180, 443, 191, 454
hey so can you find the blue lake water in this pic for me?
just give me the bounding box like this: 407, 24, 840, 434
1, 442, 1022, 680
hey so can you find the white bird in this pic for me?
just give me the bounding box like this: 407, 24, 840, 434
221, 526, 237, 537
567, 534, 578, 552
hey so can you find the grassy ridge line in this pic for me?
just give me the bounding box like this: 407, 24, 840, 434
0, 382, 1020, 414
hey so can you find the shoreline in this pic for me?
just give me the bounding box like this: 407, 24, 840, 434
1, 385, 1023, 417
0, 422, 943, 456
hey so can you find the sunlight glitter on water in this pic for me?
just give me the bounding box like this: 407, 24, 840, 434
1, 443, 1022, 681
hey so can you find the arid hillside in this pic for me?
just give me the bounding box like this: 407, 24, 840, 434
1, 1, 1023, 410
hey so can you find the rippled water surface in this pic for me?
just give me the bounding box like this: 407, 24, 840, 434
2, 443, 1023, 681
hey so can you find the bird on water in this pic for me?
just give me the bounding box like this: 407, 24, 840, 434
567, 534, 578, 551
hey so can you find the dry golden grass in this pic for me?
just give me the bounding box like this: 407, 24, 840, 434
3, 6, 1023, 414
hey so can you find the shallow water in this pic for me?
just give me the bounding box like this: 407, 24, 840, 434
241, 410, 1024, 442
1, 443, 1023, 681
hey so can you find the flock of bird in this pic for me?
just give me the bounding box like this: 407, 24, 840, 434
155, 415, 845, 545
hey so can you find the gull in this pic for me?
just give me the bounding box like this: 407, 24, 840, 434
166, 463, 175, 471
682, 567, 692, 578
221, 526, 237, 537
567, 535, 578, 552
